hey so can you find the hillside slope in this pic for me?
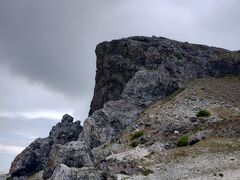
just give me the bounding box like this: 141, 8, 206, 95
7, 36, 240, 180
97, 77, 240, 179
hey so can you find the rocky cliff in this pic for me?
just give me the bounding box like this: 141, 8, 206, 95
8, 36, 240, 180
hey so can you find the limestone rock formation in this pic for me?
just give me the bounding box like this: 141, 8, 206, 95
82, 100, 141, 148
51, 164, 110, 180
43, 141, 94, 179
10, 138, 53, 177
90, 36, 239, 114
10, 114, 82, 178
49, 114, 82, 144
9, 36, 240, 180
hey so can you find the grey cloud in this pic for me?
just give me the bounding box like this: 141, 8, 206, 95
0, 66, 90, 118
0, 0, 239, 100
0, 116, 56, 147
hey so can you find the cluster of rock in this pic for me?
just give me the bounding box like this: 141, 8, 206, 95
10, 114, 82, 178
9, 36, 240, 179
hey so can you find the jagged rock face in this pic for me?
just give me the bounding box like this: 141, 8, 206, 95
90, 36, 240, 114
10, 138, 53, 177
10, 114, 83, 178
83, 100, 141, 148
61, 114, 74, 123
49, 141, 94, 168
49, 115, 82, 144
122, 69, 179, 106
43, 141, 94, 179
85, 36, 239, 148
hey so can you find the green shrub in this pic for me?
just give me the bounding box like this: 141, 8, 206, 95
142, 168, 154, 176
196, 109, 211, 117
130, 141, 139, 148
175, 52, 183, 59
177, 135, 189, 147
130, 130, 144, 140
7, 177, 13, 180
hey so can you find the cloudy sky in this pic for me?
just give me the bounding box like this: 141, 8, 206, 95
0, 0, 239, 173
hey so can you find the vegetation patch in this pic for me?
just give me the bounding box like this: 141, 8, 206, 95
130, 130, 144, 140
142, 168, 154, 176
196, 109, 211, 117
220, 51, 240, 61
175, 52, 183, 59
224, 75, 240, 80
130, 141, 139, 148
177, 135, 189, 147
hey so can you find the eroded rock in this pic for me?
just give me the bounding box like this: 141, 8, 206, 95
43, 141, 94, 179
10, 114, 83, 178
49, 114, 82, 144
10, 138, 53, 177
83, 100, 141, 148
51, 164, 110, 180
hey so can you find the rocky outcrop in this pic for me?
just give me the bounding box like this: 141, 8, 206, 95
10, 138, 53, 177
49, 114, 82, 144
90, 36, 239, 114
51, 164, 110, 180
122, 69, 179, 106
9, 36, 240, 180
43, 141, 94, 179
85, 36, 239, 148
10, 114, 82, 178
82, 100, 141, 148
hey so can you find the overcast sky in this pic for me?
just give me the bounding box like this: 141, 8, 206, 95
0, 0, 239, 173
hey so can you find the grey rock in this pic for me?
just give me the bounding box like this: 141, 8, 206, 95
163, 122, 188, 135
174, 130, 180, 135
10, 138, 53, 177
189, 117, 197, 122
83, 100, 141, 148
10, 115, 83, 178
44, 141, 94, 179
122, 69, 179, 106
98, 159, 142, 176
90, 36, 240, 114
50, 141, 94, 168
61, 114, 74, 123
49, 117, 82, 145
51, 164, 111, 180
188, 131, 207, 145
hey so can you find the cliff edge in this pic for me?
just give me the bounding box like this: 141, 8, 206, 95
8, 36, 240, 180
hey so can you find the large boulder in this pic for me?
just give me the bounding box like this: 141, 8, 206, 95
122, 69, 179, 106
49, 114, 82, 144
43, 141, 94, 179
10, 138, 53, 177
48, 141, 94, 168
10, 114, 83, 178
83, 100, 141, 148
51, 164, 110, 180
